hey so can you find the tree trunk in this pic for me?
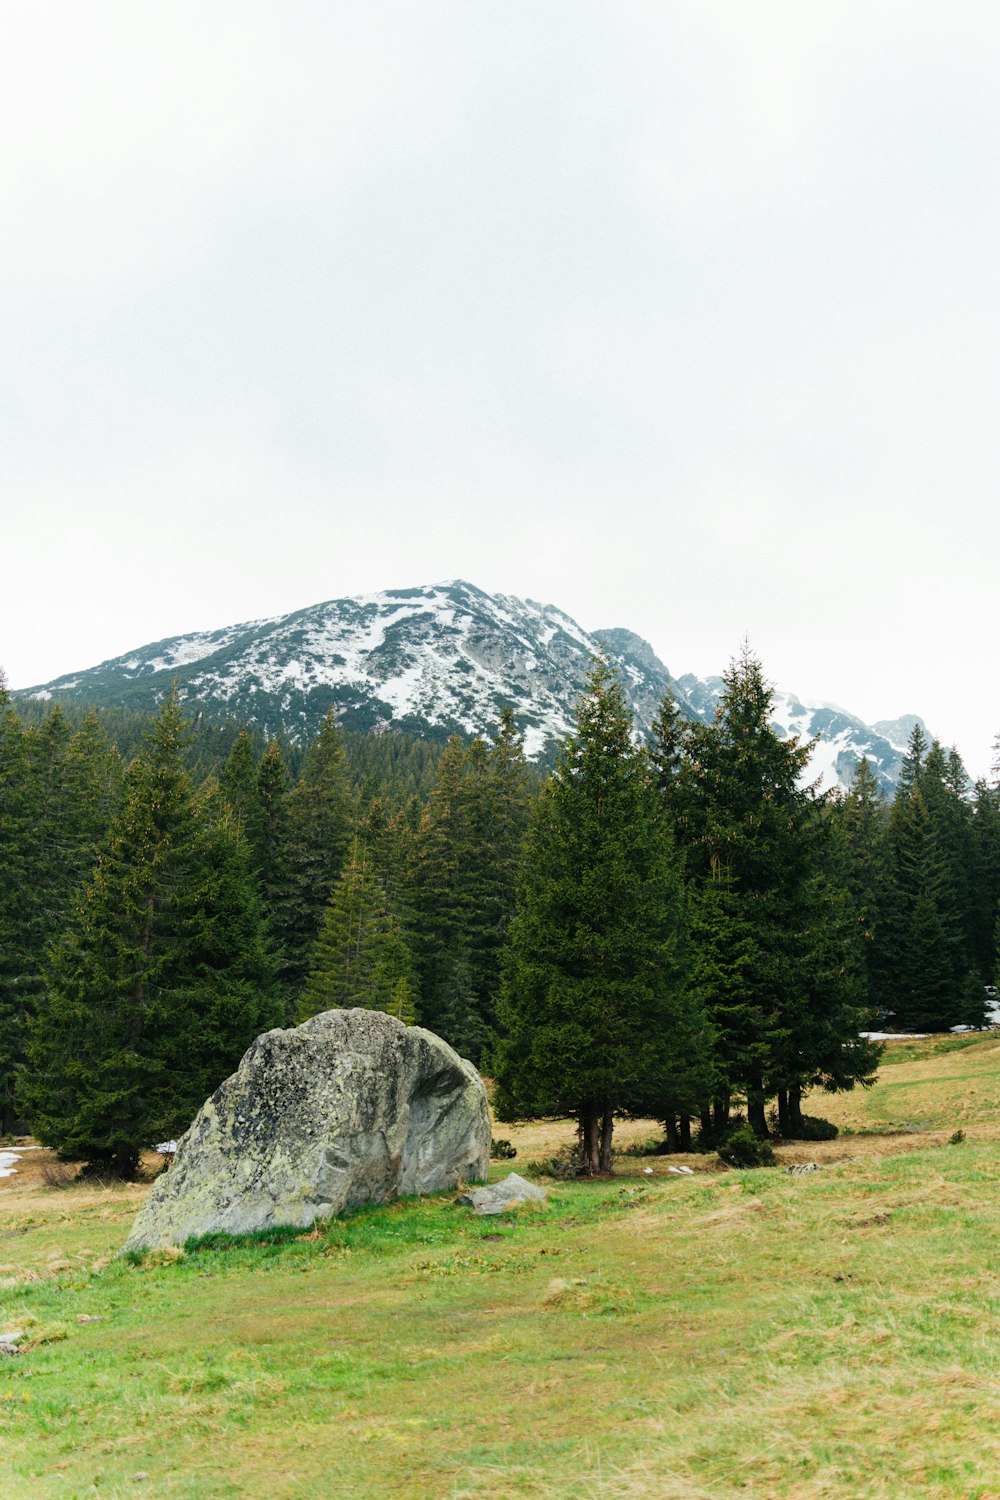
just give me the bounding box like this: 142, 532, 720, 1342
579, 1108, 601, 1176
599, 1103, 614, 1173
665, 1115, 679, 1152
679, 1115, 691, 1151
747, 1071, 769, 1138
700, 1107, 712, 1138
712, 1096, 730, 1133
777, 1089, 790, 1138
111, 1147, 140, 1180
789, 1084, 805, 1134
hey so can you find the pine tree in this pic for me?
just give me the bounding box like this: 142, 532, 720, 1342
835, 757, 889, 1009
299, 839, 418, 1021
411, 736, 473, 1041
357, 796, 418, 931
920, 743, 980, 1002
970, 779, 1000, 987
272, 709, 356, 1010
0, 679, 28, 1132
411, 717, 531, 1058
20, 694, 280, 1174
687, 863, 766, 1134
653, 644, 875, 1137
882, 784, 966, 1030
786, 821, 880, 1129
0, 703, 122, 1132
493, 656, 690, 1174
253, 739, 291, 919
220, 728, 263, 850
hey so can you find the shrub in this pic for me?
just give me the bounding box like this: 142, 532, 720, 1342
40, 1161, 77, 1190
695, 1113, 746, 1153
789, 1115, 839, 1142
717, 1126, 776, 1169
490, 1138, 517, 1160
523, 1143, 582, 1180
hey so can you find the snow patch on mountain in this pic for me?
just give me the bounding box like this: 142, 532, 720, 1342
21, 580, 921, 791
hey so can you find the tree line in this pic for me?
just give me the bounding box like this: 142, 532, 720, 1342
2, 651, 998, 1175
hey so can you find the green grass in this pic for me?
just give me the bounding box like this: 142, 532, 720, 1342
4, 1045, 1000, 1498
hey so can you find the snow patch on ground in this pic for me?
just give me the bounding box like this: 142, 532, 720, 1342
860, 1032, 928, 1041
0, 1151, 21, 1179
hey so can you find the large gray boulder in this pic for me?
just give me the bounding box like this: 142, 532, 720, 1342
124, 1009, 491, 1251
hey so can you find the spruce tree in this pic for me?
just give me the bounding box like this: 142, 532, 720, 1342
0, 703, 122, 1132
494, 656, 690, 1174
970, 779, 1000, 987
299, 839, 418, 1021
272, 709, 356, 1010
411, 736, 473, 1041
687, 864, 766, 1134
253, 739, 292, 934
411, 717, 531, 1058
20, 694, 280, 1174
882, 785, 966, 1030
653, 644, 875, 1137
0, 679, 28, 1132
836, 757, 889, 1009
220, 728, 263, 850
787, 821, 880, 1129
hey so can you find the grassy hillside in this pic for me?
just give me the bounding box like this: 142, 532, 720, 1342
2, 1036, 1000, 1498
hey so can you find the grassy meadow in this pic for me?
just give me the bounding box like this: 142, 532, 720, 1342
2, 1035, 1000, 1499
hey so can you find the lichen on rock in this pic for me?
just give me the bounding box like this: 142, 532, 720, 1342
124, 1009, 491, 1250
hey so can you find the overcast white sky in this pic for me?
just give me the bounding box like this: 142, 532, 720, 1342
3, 2, 999, 776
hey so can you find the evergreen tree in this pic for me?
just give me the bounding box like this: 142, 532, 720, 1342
0, 703, 122, 1132
970, 778, 1000, 986
687, 863, 766, 1134
411, 736, 475, 1042
921, 742, 976, 971
882, 784, 967, 1030
299, 839, 418, 1021
411, 717, 531, 1058
357, 796, 418, 931
253, 739, 291, 919
220, 728, 263, 850
653, 644, 875, 1136
787, 821, 881, 1128
272, 709, 356, 1010
835, 757, 889, 1009
0, 677, 28, 1131
494, 656, 691, 1174
20, 694, 280, 1174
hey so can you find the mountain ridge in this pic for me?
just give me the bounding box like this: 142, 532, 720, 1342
19, 579, 924, 792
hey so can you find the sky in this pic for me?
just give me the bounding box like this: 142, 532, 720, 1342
3, 2, 999, 777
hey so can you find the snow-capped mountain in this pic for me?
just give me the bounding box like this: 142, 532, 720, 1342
21, 580, 923, 791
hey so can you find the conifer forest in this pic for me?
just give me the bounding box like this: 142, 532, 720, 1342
2, 650, 999, 1176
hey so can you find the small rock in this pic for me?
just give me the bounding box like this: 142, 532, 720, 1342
0, 1331, 25, 1354
786, 1162, 821, 1175
455, 1172, 547, 1215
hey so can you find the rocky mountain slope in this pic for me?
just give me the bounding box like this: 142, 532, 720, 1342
21, 580, 923, 791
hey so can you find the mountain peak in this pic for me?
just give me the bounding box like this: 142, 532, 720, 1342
19, 582, 921, 790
